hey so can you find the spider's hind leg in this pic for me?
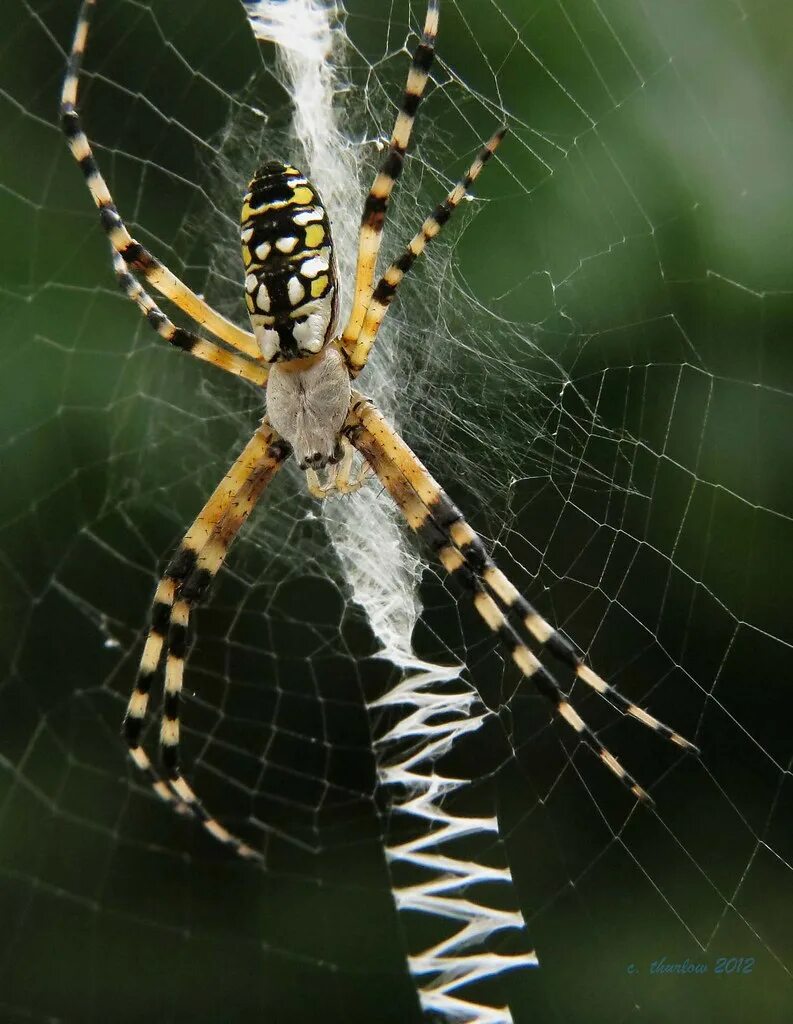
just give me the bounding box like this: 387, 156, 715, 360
61, 0, 260, 359
110, 250, 268, 386
343, 0, 440, 348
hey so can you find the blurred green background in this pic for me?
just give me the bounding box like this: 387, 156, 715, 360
1, 0, 792, 1021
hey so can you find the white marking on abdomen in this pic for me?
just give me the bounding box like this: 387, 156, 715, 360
293, 209, 323, 226
256, 284, 271, 312
288, 276, 305, 305
300, 255, 329, 278
255, 326, 280, 360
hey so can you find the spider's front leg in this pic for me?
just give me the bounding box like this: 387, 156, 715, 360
125, 423, 290, 859
345, 394, 698, 803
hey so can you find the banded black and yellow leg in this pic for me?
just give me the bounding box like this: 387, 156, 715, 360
342, 0, 439, 349
157, 442, 289, 859
350, 398, 697, 754
111, 252, 268, 386
61, 0, 260, 360
346, 395, 698, 802
123, 426, 288, 820
465, 556, 698, 752
345, 128, 506, 375
125, 575, 186, 808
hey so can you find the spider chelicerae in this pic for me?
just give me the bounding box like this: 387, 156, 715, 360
61, 0, 698, 860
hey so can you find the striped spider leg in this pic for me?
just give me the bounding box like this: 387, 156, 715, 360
342, 0, 439, 350
344, 127, 506, 376
124, 423, 290, 859
110, 250, 268, 386
346, 395, 699, 803
61, 0, 262, 361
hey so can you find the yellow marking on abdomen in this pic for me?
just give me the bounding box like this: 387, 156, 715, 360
311, 275, 329, 297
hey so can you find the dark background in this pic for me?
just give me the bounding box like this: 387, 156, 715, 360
0, 1, 791, 1022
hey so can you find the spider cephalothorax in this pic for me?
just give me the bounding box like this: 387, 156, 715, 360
265, 345, 350, 471
62, 0, 697, 862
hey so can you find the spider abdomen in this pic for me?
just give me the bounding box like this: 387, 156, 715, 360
241, 161, 337, 362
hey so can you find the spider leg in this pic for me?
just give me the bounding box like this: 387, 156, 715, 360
346, 395, 698, 804
111, 251, 268, 386
124, 424, 290, 858
61, 0, 261, 360
344, 128, 506, 376
159, 462, 284, 858
342, 0, 439, 349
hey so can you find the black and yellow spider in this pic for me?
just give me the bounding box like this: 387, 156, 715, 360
61, 0, 697, 860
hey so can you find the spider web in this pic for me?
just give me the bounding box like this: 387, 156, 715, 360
1, 0, 792, 1021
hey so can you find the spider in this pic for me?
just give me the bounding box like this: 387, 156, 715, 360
61, 0, 698, 861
